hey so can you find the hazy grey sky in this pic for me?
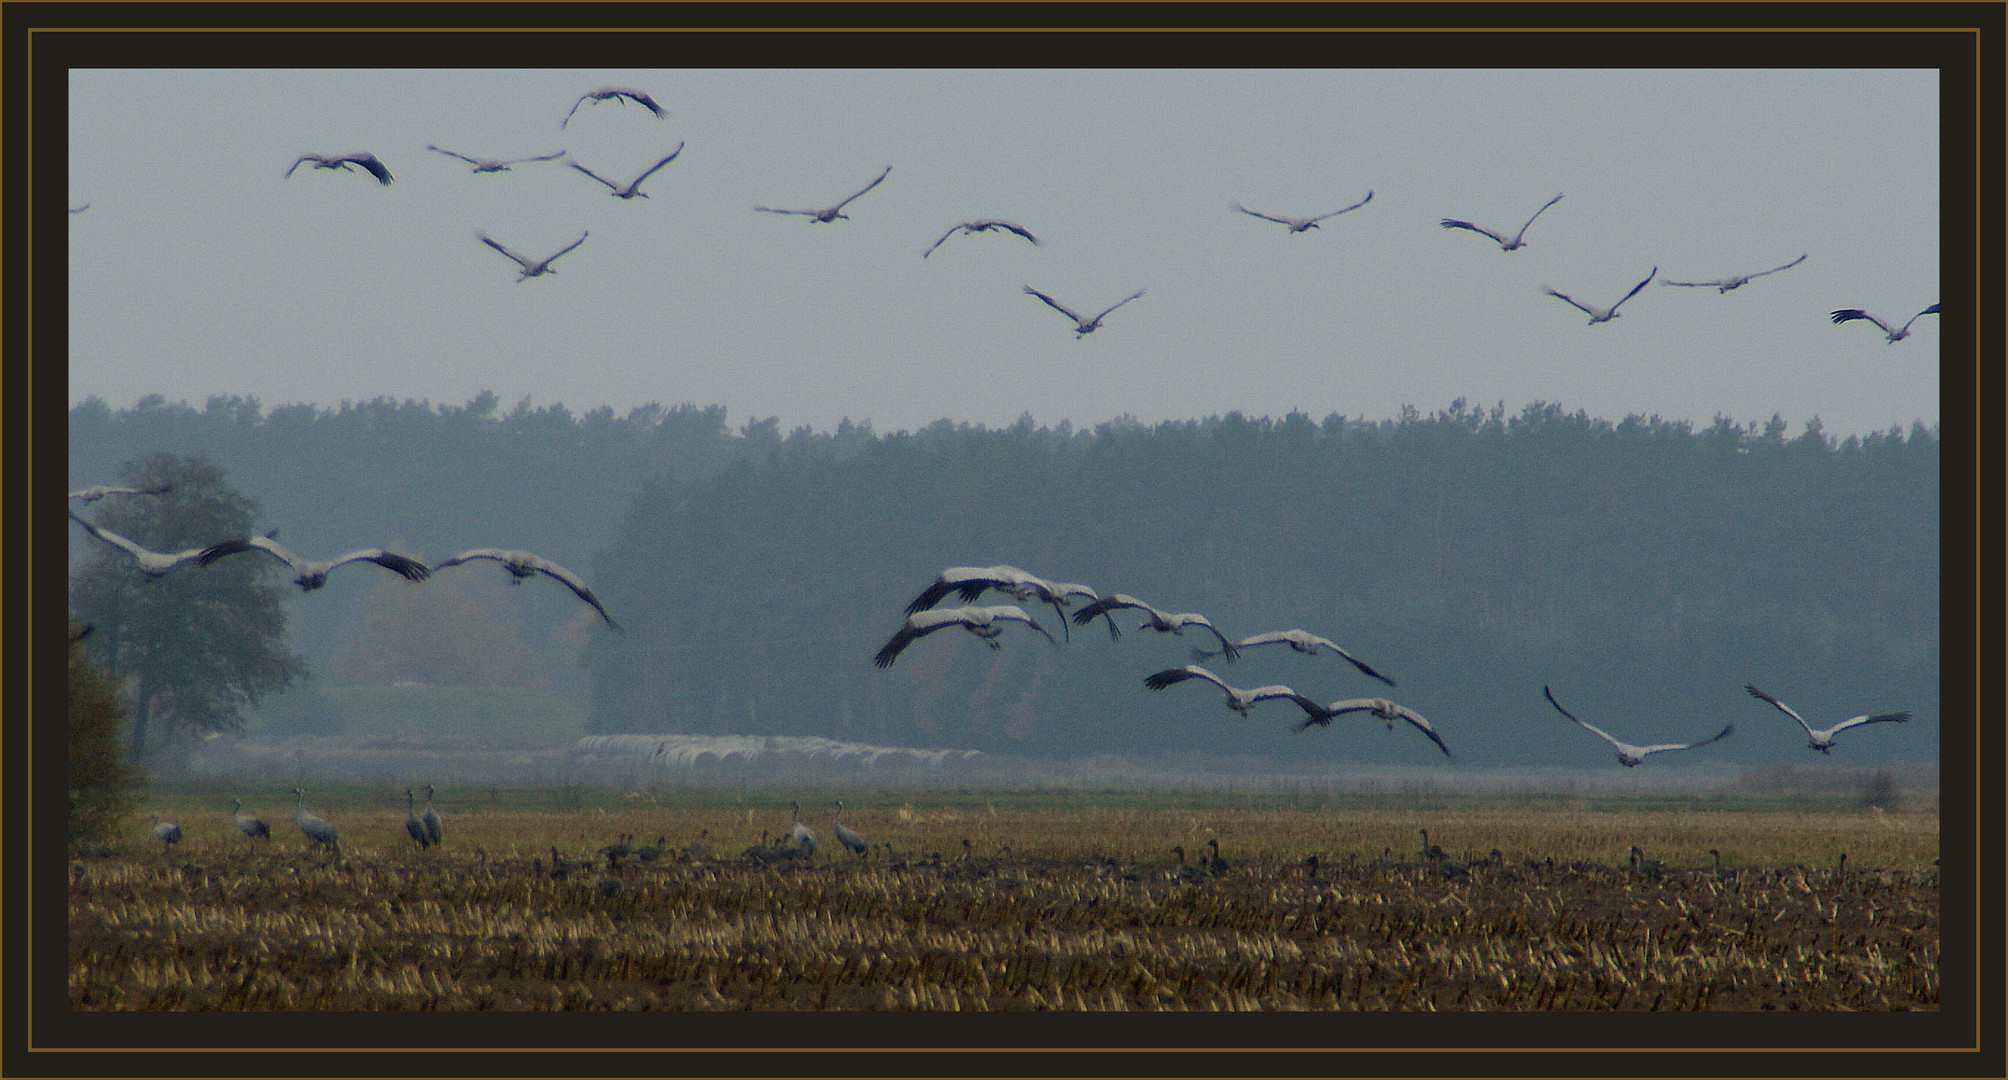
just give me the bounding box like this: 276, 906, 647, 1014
67, 68, 1940, 437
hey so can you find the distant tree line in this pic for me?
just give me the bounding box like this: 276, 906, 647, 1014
69, 394, 1938, 768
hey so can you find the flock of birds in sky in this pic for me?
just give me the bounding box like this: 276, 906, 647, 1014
69, 82, 1938, 342
868, 562, 1915, 770
67, 484, 622, 629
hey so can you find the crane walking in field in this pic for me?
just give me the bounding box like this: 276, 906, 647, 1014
1543, 685, 1732, 767
432, 548, 619, 629
478, 231, 590, 282
197, 533, 430, 591
292, 788, 340, 854
561, 86, 666, 128
1743, 684, 1910, 754
1661, 253, 1806, 293
1231, 190, 1373, 233
286, 152, 394, 185
1542, 268, 1657, 325
873, 604, 1059, 668
1190, 629, 1396, 687
833, 802, 868, 858
1143, 664, 1323, 720
567, 142, 684, 199
1022, 286, 1145, 337
755, 165, 891, 223
1069, 593, 1239, 659
1298, 698, 1453, 759
426, 145, 566, 173
229, 798, 270, 849
1440, 193, 1563, 252
1830, 303, 1939, 343
923, 219, 1040, 258
69, 510, 215, 578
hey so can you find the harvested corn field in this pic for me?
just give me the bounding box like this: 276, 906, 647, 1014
68, 794, 1939, 1012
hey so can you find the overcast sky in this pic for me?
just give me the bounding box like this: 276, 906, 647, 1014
66, 68, 1941, 438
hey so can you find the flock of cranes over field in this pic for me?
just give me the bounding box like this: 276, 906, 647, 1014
67, 485, 620, 629
871, 561, 1916, 770
70, 82, 1937, 342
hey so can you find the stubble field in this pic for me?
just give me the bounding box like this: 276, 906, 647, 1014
68, 790, 1940, 1012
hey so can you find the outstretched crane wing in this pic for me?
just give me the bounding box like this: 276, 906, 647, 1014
478, 235, 535, 271
832, 165, 892, 212
1023, 286, 1084, 324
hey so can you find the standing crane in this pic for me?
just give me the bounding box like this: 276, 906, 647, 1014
1541, 268, 1657, 325
922, 219, 1040, 258
285, 152, 394, 185
872, 605, 1059, 668
1440, 193, 1563, 252
229, 798, 270, 850
1022, 286, 1145, 337
1543, 685, 1732, 767
1231, 190, 1373, 233
789, 801, 818, 860
833, 802, 868, 858
421, 784, 444, 847
432, 548, 619, 628
1661, 254, 1806, 293
755, 165, 891, 223
1142, 665, 1323, 720
405, 789, 433, 850
150, 816, 182, 853
197, 533, 430, 591
69, 510, 213, 578
1068, 593, 1239, 659
567, 142, 684, 199
1830, 303, 1939, 343
1298, 697, 1453, 759
477, 231, 590, 282
292, 788, 340, 854
426, 144, 566, 173
561, 86, 666, 128
1190, 629, 1396, 686
1743, 684, 1910, 754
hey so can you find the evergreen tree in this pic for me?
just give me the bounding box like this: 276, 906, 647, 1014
68, 619, 139, 852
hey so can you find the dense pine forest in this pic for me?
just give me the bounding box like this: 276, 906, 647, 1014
67, 394, 1939, 769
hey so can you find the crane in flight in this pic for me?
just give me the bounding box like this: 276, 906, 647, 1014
561, 86, 666, 128
69, 510, 213, 578
1440, 193, 1563, 252
1190, 629, 1396, 687
1142, 665, 1323, 720
286, 152, 393, 185
196, 533, 430, 591
426, 145, 566, 173
478, 231, 589, 282
1744, 684, 1910, 754
433, 548, 619, 629
1541, 268, 1657, 325
923, 219, 1039, 258
1830, 303, 1938, 343
873, 604, 1058, 668
1069, 593, 1238, 659
1022, 286, 1145, 337
1297, 697, 1452, 759
567, 143, 684, 199
755, 165, 891, 223
1661, 254, 1806, 293
1231, 190, 1373, 233
1543, 685, 1732, 767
